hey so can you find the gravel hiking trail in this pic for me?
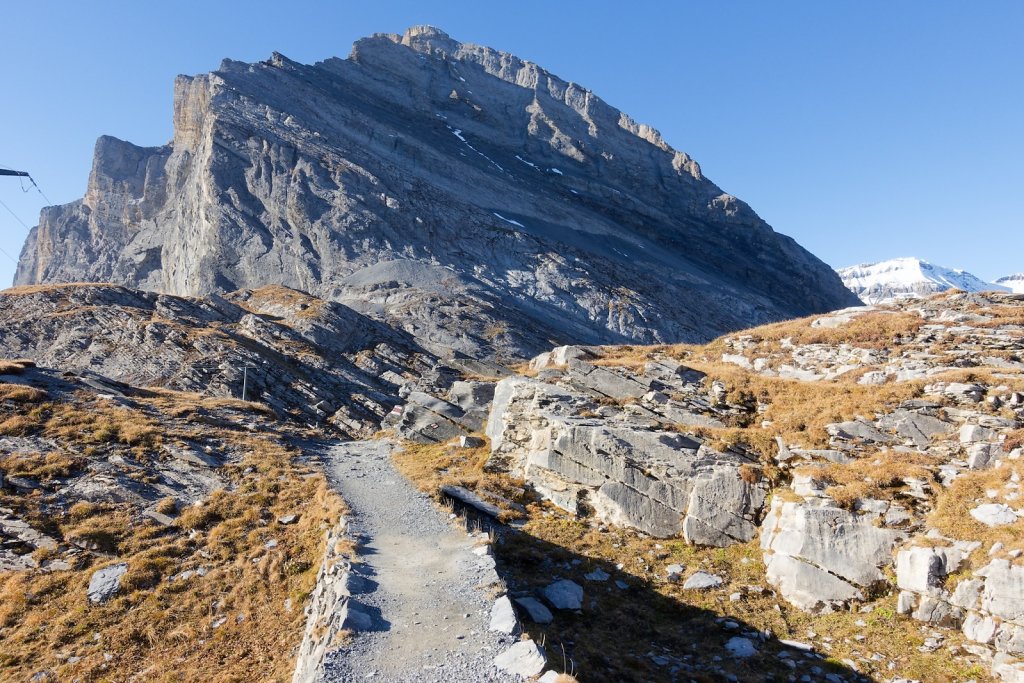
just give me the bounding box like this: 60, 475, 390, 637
320, 440, 519, 683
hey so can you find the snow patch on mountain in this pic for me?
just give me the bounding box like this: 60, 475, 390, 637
837, 257, 1009, 305
995, 273, 1024, 294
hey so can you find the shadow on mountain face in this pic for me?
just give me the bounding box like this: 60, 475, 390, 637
455, 510, 872, 683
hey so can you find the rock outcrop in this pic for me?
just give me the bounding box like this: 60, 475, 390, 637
16, 26, 857, 359
0, 283, 443, 436
486, 354, 767, 545
760, 494, 905, 613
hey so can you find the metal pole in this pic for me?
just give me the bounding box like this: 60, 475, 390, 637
242, 366, 248, 401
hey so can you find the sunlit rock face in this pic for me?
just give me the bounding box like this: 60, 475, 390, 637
16, 25, 857, 360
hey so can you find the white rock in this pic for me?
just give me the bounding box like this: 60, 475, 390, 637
87, 563, 128, 604
725, 636, 757, 658
664, 563, 685, 582
971, 503, 1019, 527
494, 640, 547, 678
514, 596, 553, 624
683, 571, 723, 590
961, 424, 995, 444
489, 596, 518, 635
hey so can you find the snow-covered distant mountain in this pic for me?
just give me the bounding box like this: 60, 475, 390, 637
995, 273, 1024, 294
837, 257, 1010, 305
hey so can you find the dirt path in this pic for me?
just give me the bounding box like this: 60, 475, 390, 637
320, 440, 520, 683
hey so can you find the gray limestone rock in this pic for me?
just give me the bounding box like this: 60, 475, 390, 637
725, 637, 758, 658
0, 284, 441, 438
543, 579, 583, 610
971, 504, 1019, 527
88, 563, 128, 604
683, 571, 723, 590
876, 409, 953, 448
761, 496, 905, 613
489, 596, 519, 635
486, 373, 766, 544
15, 27, 858, 360
514, 596, 554, 624
493, 640, 547, 678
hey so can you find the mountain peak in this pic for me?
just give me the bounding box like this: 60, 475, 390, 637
995, 272, 1024, 293
15, 27, 858, 358
838, 257, 1009, 304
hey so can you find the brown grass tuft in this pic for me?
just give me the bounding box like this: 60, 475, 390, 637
0, 383, 47, 403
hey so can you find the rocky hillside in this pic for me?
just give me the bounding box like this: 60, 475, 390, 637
3, 282, 1023, 681
0, 359, 345, 681
393, 290, 1024, 682
838, 257, 1009, 304
14, 25, 857, 359
0, 283, 464, 436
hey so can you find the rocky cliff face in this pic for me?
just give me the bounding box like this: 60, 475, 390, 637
16, 26, 858, 359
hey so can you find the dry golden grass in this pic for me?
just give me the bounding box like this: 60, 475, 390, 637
144, 387, 278, 419
739, 310, 925, 349
1006, 429, 1024, 452
796, 451, 934, 509
685, 360, 924, 449
930, 459, 1024, 553
0, 378, 347, 682
0, 451, 83, 481
0, 359, 34, 376
0, 383, 47, 403
236, 284, 328, 320
927, 368, 1024, 395
392, 437, 529, 523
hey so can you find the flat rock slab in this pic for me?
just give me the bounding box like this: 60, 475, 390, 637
543, 579, 583, 610
514, 596, 553, 624
493, 640, 547, 678
971, 503, 1020, 527
88, 563, 128, 604
683, 571, 723, 590
725, 637, 757, 658
489, 596, 519, 635
441, 484, 502, 518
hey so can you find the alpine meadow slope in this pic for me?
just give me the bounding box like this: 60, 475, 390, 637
15, 26, 858, 360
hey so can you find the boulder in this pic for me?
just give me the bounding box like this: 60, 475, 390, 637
88, 563, 128, 604
489, 596, 519, 635
494, 640, 547, 678
565, 358, 649, 401
683, 571, 723, 590
761, 496, 904, 612
543, 579, 583, 610
876, 409, 952, 448
961, 424, 996, 444
725, 636, 757, 658
896, 546, 966, 593
487, 376, 766, 545
514, 596, 553, 624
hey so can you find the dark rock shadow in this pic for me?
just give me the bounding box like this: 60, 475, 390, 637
446, 502, 872, 683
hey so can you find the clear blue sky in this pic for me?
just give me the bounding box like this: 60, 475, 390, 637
1, 1, 1021, 286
